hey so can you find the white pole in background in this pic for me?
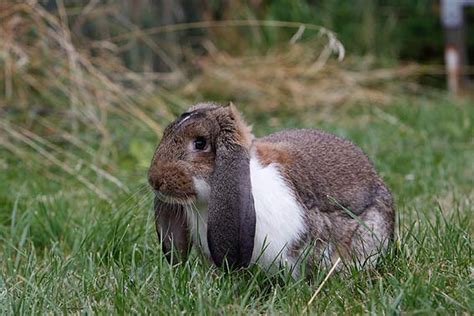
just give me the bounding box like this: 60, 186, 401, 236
440, 0, 473, 95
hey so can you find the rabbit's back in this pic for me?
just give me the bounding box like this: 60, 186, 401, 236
256, 129, 391, 215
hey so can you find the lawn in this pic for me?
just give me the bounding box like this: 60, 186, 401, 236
0, 96, 472, 314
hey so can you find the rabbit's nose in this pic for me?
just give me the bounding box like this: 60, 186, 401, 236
148, 168, 163, 191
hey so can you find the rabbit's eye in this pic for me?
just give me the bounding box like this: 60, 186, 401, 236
193, 137, 207, 151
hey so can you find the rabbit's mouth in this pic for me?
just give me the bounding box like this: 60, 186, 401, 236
154, 190, 196, 205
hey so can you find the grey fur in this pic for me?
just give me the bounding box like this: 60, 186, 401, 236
256, 129, 394, 269
148, 103, 395, 274
207, 142, 256, 268
154, 197, 191, 263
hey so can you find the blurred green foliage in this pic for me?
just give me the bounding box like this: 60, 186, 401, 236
257, 0, 445, 62
63, 0, 467, 71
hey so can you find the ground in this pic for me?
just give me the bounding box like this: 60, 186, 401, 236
0, 96, 472, 314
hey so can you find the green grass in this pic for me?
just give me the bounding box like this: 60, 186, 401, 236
0, 96, 472, 314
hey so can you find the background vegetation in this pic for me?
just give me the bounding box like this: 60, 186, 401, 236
0, 0, 472, 314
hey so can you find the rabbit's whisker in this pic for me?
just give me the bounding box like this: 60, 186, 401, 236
154, 191, 195, 206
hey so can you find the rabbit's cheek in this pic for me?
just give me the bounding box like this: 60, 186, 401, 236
188, 152, 215, 177
149, 162, 195, 199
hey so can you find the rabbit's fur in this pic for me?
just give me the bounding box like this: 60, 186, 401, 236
148, 102, 394, 276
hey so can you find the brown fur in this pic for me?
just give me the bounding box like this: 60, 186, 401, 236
148, 103, 257, 264
148, 102, 395, 273
254, 142, 293, 166
149, 102, 254, 195
253, 129, 394, 269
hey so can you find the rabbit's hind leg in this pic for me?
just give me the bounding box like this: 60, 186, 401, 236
347, 198, 394, 269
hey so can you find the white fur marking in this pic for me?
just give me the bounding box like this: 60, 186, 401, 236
249, 158, 305, 271
192, 177, 211, 202
185, 204, 211, 259
184, 177, 212, 259
187, 161, 305, 273
176, 114, 192, 126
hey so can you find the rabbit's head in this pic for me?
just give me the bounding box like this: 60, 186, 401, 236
148, 102, 256, 268
148, 102, 253, 202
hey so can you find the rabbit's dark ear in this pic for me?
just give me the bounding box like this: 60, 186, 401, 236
207, 104, 256, 269
154, 197, 190, 263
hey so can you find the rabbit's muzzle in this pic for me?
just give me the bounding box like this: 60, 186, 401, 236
148, 161, 195, 202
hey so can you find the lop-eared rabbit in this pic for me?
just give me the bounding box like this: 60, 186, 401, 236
148, 103, 394, 277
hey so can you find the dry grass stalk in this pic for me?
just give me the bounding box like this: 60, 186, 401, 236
0, 1, 168, 136
304, 257, 342, 312
181, 46, 432, 110
0, 0, 440, 199
0, 119, 111, 202
0, 1, 178, 197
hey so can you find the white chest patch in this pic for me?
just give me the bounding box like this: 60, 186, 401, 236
185, 201, 211, 259
249, 158, 305, 270
187, 157, 306, 273
185, 178, 211, 259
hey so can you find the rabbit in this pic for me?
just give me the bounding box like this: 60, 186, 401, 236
148, 102, 395, 277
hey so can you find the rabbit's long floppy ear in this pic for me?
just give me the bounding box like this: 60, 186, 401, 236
154, 197, 190, 263
207, 103, 256, 269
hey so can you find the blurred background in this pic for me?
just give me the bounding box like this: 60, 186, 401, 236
1, 0, 473, 201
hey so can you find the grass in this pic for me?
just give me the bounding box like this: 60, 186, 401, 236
0, 96, 472, 314
0, 2, 472, 313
